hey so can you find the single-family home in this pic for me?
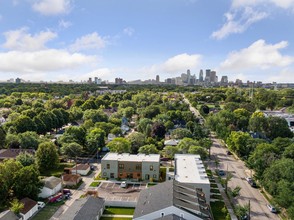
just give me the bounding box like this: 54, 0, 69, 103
101, 153, 160, 181
133, 180, 212, 220
0, 210, 20, 220
62, 174, 82, 186
164, 139, 180, 146
19, 198, 38, 220
71, 164, 90, 176
38, 176, 62, 198
59, 196, 105, 220
0, 149, 35, 161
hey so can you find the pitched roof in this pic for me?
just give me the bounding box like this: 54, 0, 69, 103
154, 214, 184, 220
0, 149, 35, 160
62, 174, 81, 182
133, 180, 211, 219
59, 196, 105, 220
73, 164, 90, 170
0, 210, 19, 220
42, 176, 62, 189
20, 198, 37, 215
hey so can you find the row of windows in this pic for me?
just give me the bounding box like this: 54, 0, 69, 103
103, 172, 157, 179
107, 164, 154, 171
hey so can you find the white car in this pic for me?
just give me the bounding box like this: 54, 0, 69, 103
267, 204, 277, 213
120, 181, 127, 188
37, 201, 45, 209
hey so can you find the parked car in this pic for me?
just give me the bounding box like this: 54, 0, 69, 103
226, 150, 232, 155
48, 193, 63, 203
267, 204, 277, 213
120, 181, 127, 188
90, 165, 95, 171
245, 177, 257, 187
63, 189, 72, 195
217, 169, 225, 176
37, 201, 45, 209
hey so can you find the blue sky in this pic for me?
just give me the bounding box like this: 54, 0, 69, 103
0, 0, 294, 83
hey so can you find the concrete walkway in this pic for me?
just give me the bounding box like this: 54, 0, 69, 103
102, 214, 133, 218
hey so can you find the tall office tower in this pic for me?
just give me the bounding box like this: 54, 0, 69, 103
210, 71, 216, 83
199, 69, 204, 82
156, 75, 160, 83
205, 69, 211, 82
187, 69, 191, 76
220, 76, 228, 84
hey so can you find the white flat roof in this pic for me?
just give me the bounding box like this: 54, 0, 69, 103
174, 154, 209, 184
102, 153, 160, 162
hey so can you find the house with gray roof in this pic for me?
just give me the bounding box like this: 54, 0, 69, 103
0, 210, 20, 220
133, 180, 212, 220
38, 176, 62, 198
59, 196, 105, 220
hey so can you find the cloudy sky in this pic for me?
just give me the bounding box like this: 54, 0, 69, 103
0, 0, 294, 83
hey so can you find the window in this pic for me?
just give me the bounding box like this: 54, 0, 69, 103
180, 213, 184, 218
161, 212, 165, 217
107, 164, 110, 169
119, 164, 124, 169
136, 164, 141, 170
120, 173, 123, 176
153, 174, 157, 179
145, 174, 150, 180
137, 173, 140, 177
150, 165, 153, 171
110, 173, 114, 178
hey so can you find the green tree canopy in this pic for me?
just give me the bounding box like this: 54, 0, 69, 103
35, 142, 59, 173
138, 144, 159, 154
107, 137, 131, 153
16, 152, 35, 167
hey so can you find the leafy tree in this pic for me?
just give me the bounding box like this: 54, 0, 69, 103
164, 120, 174, 130
110, 127, 122, 136
83, 109, 108, 123
233, 108, 250, 131
127, 132, 146, 154
69, 106, 83, 122
18, 131, 39, 149
63, 126, 86, 146
199, 138, 213, 157
14, 115, 36, 133
248, 111, 267, 133
0, 126, 6, 148
248, 143, 279, 178
226, 131, 252, 158
35, 142, 59, 173
266, 116, 293, 139
61, 142, 83, 158
38, 111, 54, 132
177, 138, 199, 154
10, 199, 24, 214
151, 122, 166, 139
141, 105, 160, 119
13, 165, 41, 199
283, 144, 294, 159
33, 116, 47, 134
200, 104, 209, 115
171, 128, 192, 139
163, 145, 180, 159
272, 137, 293, 153
85, 128, 105, 154
5, 133, 20, 148
95, 122, 115, 136
16, 152, 35, 167
235, 204, 249, 219
138, 144, 159, 154
81, 99, 97, 111
123, 107, 135, 119
107, 137, 131, 153
137, 118, 153, 133
188, 146, 208, 159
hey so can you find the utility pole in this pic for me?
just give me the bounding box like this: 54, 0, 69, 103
75, 155, 78, 185
248, 200, 251, 220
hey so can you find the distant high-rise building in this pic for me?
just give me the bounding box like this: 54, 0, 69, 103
220, 76, 228, 84
156, 75, 160, 83
199, 69, 204, 82
205, 69, 211, 82
115, 78, 124, 84
94, 77, 102, 84
210, 71, 216, 83
187, 69, 191, 77
15, 78, 21, 83
166, 78, 172, 84
88, 77, 92, 84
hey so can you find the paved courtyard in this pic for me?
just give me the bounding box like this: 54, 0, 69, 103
98, 181, 147, 202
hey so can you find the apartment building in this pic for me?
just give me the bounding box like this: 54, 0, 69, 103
101, 153, 160, 181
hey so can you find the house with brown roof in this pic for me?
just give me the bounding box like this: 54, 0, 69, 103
19, 198, 38, 220
62, 174, 82, 186
0, 149, 35, 161
71, 164, 90, 176
38, 176, 62, 198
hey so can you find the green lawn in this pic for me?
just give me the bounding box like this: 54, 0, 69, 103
90, 181, 101, 187
160, 167, 167, 182
147, 182, 157, 187
103, 207, 135, 215
210, 201, 228, 220
32, 201, 64, 220
41, 162, 74, 177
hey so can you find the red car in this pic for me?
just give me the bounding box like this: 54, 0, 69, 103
48, 193, 63, 203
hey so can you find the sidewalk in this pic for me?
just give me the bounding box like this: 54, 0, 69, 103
102, 214, 133, 218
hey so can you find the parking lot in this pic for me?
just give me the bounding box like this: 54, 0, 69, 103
98, 181, 147, 202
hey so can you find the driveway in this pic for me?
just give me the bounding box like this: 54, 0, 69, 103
50, 163, 101, 220
209, 135, 280, 220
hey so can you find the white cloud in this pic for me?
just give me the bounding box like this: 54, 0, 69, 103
58, 19, 72, 29
0, 49, 96, 73
232, 0, 294, 9
123, 27, 135, 36
220, 39, 294, 71
82, 68, 114, 80
32, 0, 71, 15
2, 27, 57, 51
211, 7, 268, 40
70, 32, 107, 51
268, 68, 294, 82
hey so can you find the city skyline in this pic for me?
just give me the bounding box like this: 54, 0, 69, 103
0, 0, 294, 83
